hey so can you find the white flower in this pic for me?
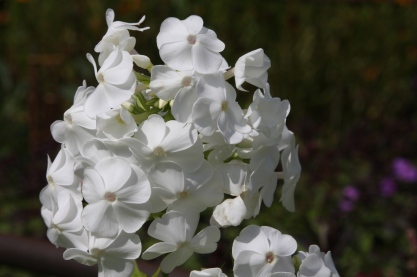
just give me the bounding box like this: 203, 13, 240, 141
41, 191, 88, 250
210, 161, 262, 228
280, 142, 301, 212
235, 48, 271, 91
157, 15, 225, 74
142, 211, 221, 273
149, 65, 199, 123
122, 114, 204, 172
94, 9, 149, 65
63, 230, 141, 277
84, 50, 136, 118
192, 72, 252, 144
148, 161, 223, 216
232, 225, 297, 277
245, 84, 290, 140
97, 29, 136, 66
82, 157, 151, 237
39, 147, 81, 211
190, 268, 227, 277
298, 245, 339, 277
95, 9, 148, 50
79, 138, 137, 166
96, 107, 137, 140
50, 82, 96, 156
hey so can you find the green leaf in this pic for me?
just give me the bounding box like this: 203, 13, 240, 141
131, 261, 148, 277
131, 109, 160, 125
134, 93, 149, 112
134, 72, 151, 85
146, 97, 158, 107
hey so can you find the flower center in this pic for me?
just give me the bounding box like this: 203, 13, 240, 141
178, 241, 189, 248
265, 252, 276, 263
153, 146, 166, 157
115, 113, 126, 125
64, 114, 73, 126
182, 76, 192, 87
52, 223, 61, 233
187, 35, 197, 45
104, 192, 116, 202
47, 175, 55, 187
178, 191, 189, 198
221, 101, 228, 111
90, 248, 104, 257
97, 72, 105, 83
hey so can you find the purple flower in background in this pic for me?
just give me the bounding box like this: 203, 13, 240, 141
339, 185, 360, 212
339, 199, 355, 212
379, 177, 397, 197
343, 185, 360, 201
392, 158, 417, 183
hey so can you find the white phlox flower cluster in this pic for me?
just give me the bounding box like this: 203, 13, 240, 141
40, 9, 340, 277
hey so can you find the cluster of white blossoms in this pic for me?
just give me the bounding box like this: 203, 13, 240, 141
40, 9, 340, 277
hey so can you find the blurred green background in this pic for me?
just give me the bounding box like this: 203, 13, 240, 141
1, 0, 417, 276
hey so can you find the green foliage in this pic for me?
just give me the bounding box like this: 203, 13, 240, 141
131, 262, 147, 277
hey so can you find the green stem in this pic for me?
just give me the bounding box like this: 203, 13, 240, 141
223, 67, 235, 80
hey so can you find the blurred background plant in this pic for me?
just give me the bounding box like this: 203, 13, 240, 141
1, 0, 417, 276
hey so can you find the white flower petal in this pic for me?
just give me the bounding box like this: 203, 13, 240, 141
182, 15, 203, 34
82, 201, 119, 237
171, 85, 198, 123
104, 231, 142, 260
84, 84, 111, 118
232, 225, 269, 259
99, 257, 135, 277
198, 31, 225, 53
63, 249, 97, 266
262, 227, 297, 257
82, 168, 106, 203
95, 157, 132, 192
298, 254, 328, 276
192, 97, 221, 136
142, 242, 177, 260
137, 114, 167, 149
191, 43, 223, 74
160, 246, 194, 273
160, 41, 193, 71
147, 211, 187, 244
113, 201, 149, 233
190, 226, 220, 254
233, 250, 265, 277
157, 17, 189, 48
50, 121, 66, 143
211, 197, 247, 227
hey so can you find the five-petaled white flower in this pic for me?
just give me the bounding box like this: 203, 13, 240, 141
81, 157, 151, 238
232, 225, 297, 277
192, 72, 253, 144
84, 50, 136, 118
41, 191, 88, 251
157, 15, 225, 74
298, 245, 340, 277
64, 231, 141, 277
122, 114, 204, 172
142, 211, 221, 273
